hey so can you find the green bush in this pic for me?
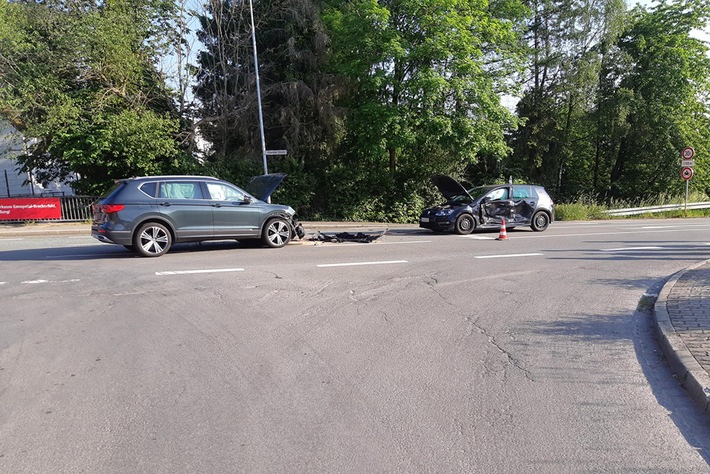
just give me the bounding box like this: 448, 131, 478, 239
555, 203, 609, 221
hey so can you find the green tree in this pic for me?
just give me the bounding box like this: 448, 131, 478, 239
604, 0, 710, 200
193, 0, 341, 215
0, 0, 194, 195
322, 0, 528, 220
509, 0, 626, 199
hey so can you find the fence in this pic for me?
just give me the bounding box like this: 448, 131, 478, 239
59, 196, 98, 221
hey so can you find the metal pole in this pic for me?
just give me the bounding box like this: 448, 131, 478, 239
248, 0, 268, 176
685, 179, 689, 212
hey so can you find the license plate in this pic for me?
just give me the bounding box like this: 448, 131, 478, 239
420, 217, 430, 223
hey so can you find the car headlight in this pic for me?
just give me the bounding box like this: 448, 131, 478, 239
435, 209, 454, 216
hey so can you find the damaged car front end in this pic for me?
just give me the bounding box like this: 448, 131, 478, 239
419, 175, 554, 235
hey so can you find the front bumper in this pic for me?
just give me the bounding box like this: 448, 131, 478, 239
419, 216, 455, 232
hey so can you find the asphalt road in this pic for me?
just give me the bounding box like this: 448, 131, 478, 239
2, 219, 710, 473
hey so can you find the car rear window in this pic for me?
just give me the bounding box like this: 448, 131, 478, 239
103, 181, 127, 199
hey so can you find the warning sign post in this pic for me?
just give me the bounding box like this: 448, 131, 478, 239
681, 147, 696, 211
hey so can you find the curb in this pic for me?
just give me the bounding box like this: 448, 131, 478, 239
654, 260, 710, 414
0, 221, 412, 238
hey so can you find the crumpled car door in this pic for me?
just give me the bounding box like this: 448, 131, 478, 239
511, 185, 538, 224
482, 187, 515, 224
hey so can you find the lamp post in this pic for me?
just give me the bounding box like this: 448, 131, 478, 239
248, 0, 268, 175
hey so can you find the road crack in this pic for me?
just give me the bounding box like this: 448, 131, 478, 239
465, 316, 534, 382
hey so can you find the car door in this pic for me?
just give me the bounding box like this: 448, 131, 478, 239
156, 181, 214, 240
511, 185, 537, 224
481, 186, 515, 224
205, 182, 263, 237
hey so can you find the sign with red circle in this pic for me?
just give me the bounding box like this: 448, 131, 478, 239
681, 167, 694, 180
682, 146, 695, 159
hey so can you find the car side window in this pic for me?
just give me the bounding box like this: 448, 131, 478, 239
139, 182, 158, 198
158, 182, 205, 199
206, 183, 245, 202
512, 186, 531, 199
486, 188, 508, 201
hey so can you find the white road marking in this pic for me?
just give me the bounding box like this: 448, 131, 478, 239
0, 238, 24, 241
464, 236, 496, 240
155, 268, 245, 276
600, 246, 663, 252
503, 229, 708, 239
21, 279, 80, 284
317, 260, 408, 268
474, 253, 543, 259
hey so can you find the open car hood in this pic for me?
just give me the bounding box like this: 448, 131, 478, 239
245, 173, 286, 201
432, 175, 473, 200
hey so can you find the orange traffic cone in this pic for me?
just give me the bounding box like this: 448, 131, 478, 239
496, 219, 508, 241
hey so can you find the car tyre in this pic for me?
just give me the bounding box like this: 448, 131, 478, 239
455, 214, 475, 235
531, 211, 550, 232
263, 217, 291, 248
134, 222, 172, 257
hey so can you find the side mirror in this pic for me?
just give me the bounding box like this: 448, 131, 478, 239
243, 195, 253, 204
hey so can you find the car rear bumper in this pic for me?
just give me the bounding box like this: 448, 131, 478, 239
91, 225, 132, 245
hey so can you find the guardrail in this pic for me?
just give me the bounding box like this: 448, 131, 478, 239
604, 202, 710, 216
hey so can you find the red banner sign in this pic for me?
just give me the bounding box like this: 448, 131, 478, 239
0, 198, 62, 220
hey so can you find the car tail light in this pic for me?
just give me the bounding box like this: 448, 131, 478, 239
100, 204, 125, 214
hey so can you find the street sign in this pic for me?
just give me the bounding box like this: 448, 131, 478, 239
682, 146, 695, 159
681, 167, 694, 180
681, 159, 695, 167
265, 149, 288, 156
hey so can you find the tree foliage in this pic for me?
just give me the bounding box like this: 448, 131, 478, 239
321, 0, 528, 220
0, 0, 195, 194
2, 0, 709, 217
509, 0, 710, 203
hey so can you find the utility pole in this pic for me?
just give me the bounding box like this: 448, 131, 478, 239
248, 0, 268, 175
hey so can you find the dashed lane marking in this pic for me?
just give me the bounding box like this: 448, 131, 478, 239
317, 260, 408, 268
155, 268, 245, 276
474, 253, 543, 259
20, 279, 81, 284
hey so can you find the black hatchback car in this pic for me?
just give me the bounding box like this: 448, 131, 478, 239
91, 174, 304, 257
419, 176, 554, 234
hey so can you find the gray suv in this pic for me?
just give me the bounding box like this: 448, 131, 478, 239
91, 174, 304, 257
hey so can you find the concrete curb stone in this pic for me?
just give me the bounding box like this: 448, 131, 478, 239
654, 260, 710, 414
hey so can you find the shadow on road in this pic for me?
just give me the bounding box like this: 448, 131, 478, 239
0, 240, 283, 261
